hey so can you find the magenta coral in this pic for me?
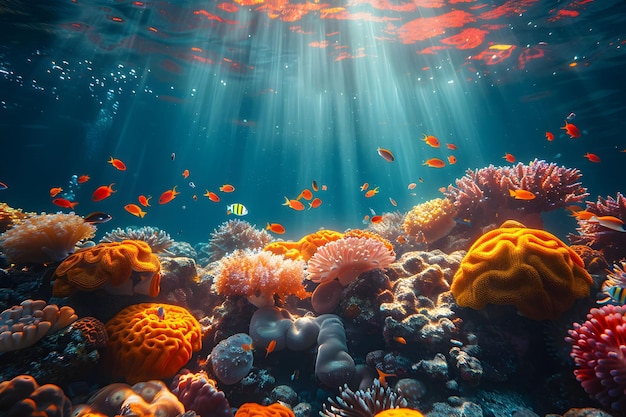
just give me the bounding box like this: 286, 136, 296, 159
568, 192, 626, 264
0, 212, 95, 264
565, 304, 626, 413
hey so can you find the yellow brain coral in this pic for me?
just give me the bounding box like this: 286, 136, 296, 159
264, 229, 344, 261
450, 220, 593, 320
52, 240, 161, 297
105, 303, 202, 384
374, 409, 425, 417
402, 198, 457, 244
235, 403, 295, 417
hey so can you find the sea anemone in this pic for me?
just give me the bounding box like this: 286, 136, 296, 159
565, 304, 626, 413
320, 379, 408, 417
206, 219, 273, 263
307, 237, 396, 287
100, 226, 174, 253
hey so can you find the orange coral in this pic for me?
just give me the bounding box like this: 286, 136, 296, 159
451, 220, 593, 320
235, 403, 295, 417
264, 229, 344, 261
0, 374, 72, 417
0, 202, 33, 233
52, 239, 161, 297
374, 410, 425, 417
215, 250, 308, 307
105, 303, 202, 384
402, 198, 457, 244
344, 229, 395, 255
0, 212, 95, 264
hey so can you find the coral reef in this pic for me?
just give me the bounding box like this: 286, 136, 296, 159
52, 239, 161, 297
567, 192, 626, 264
215, 250, 307, 308
235, 403, 294, 417
0, 374, 72, 417
451, 220, 593, 320
366, 211, 418, 256
320, 379, 407, 417
0, 202, 33, 233
402, 198, 457, 245
264, 229, 344, 261
170, 369, 232, 417
104, 303, 202, 383
209, 333, 255, 385
0, 299, 77, 352
100, 225, 174, 253
205, 219, 274, 264
0, 212, 95, 264
566, 304, 626, 414
443, 159, 588, 230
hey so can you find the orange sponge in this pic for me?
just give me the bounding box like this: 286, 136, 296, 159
235, 403, 295, 417
105, 303, 202, 384
374, 409, 425, 417
264, 229, 344, 261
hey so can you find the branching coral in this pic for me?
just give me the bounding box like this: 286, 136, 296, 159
100, 225, 174, 253
568, 192, 626, 264
451, 220, 593, 320
215, 249, 307, 307
443, 159, 588, 229
0, 212, 95, 264
52, 239, 161, 297
207, 219, 274, 263
105, 303, 202, 384
0, 299, 78, 352
0, 374, 72, 417
320, 379, 408, 417
264, 229, 344, 261
402, 198, 457, 244
565, 304, 626, 413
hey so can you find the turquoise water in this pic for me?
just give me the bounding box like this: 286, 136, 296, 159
1, 0, 625, 243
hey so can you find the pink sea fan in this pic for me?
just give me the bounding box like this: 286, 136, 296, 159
0, 212, 95, 264
565, 304, 626, 413
307, 237, 396, 287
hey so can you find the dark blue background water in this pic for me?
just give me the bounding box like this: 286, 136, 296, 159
1, 0, 625, 244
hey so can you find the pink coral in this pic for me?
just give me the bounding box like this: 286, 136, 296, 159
565, 304, 626, 413
568, 192, 626, 264
0, 212, 95, 264
215, 250, 307, 307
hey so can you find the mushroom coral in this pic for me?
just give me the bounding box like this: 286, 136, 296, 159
52, 239, 161, 297
451, 220, 592, 320
264, 229, 344, 261
104, 303, 202, 384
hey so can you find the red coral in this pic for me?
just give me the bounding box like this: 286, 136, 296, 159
566, 304, 626, 413
568, 192, 626, 264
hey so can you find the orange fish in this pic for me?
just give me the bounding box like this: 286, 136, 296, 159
77, 175, 90, 183
588, 215, 626, 232
108, 156, 126, 171
446, 143, 457, 150
283, 197, 305, 211
298, 189, 313, 200
49, 187, 63, 197
371, 215, 383, 224
266, 223, 286, 234
182, 169, 190, 178
376, 368, 396, 386
503, 153, 516, 163
311, 180, 319, 192
509, 189, 536, 200
204, 190, 220, 202
159, 185, 180, 204
309, 197, 322, 209
393, 336, 407, 344
242, 343, 254, 352
423, 158, 445, 168
545, 131, 554, 141
562, 120, 581, 138
360, 182, 369, 192
92, 183, 116, 202
138, 195, 152, 207
422, 134, 440, 148
220, 184, 235, 192
407, 182, 417, 190
52, 198, 78, 209
265, 339, 277, 358
124, 204, 146, 218
377, 147, 395, 162
389, 197, 397, 207
447, 155, 457, 165
584, 153, 601, 163
364, 187, 379, 198
571, 210, 596, 220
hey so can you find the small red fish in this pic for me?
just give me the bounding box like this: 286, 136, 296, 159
298, 189, 313, 200
242, 343, 254, 352
360, 182, 369, 192
509, 189, 536, 200
584, 152, 601, 163
283, 197, 305, 211
138, 195, 152, 207
447, 155, 457, 165
389, 197, 397, 207
407, 182, 417, 190
309, 197, 322, 209
377, 147, 395, 162
108, 156, 127, 171
545, 131, 554, 141
446, 143, 457, 150
49, 187, 63, 197
182, 169, 190, 178
159, 185, 180, 204
77, 175, 90, 183
52, 198, 78, 209
92, 183, 116, 202
220, 184, 235, 192
588, 215, 626, 232
423, 158, 445, 168
422, 134, 440, 148
124, 204, 146, 218
204, 190, 220, 202
371, 215, 383, 224
561, 120, 581, 138
394, 336, 407, 344
503, 153, 516, 163
376, 368, 396, 386
265, 339, 277, 358
266, 223, 286, 234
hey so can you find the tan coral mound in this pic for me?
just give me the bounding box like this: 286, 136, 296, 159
402, 198, 457, 244
451, 220, 592, 320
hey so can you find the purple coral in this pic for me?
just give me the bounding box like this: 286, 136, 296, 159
170, 369, 232, 417
568, 192, 626, 264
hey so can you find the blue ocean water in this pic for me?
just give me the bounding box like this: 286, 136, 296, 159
1, 0, 625, 243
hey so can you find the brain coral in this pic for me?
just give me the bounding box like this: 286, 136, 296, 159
402, 198, 457, 244
52, 239, 161, 297
235, 403, 295, 417
105, 303, 202, 384
264, 229, 344, 261
0, 212, 95, 264
451, 220, 593, 320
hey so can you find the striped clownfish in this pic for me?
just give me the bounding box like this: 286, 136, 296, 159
227, 203, 248, 216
